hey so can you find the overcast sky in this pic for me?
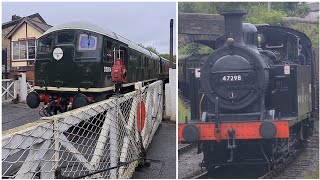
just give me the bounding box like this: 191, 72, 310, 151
2, 2, 176, 54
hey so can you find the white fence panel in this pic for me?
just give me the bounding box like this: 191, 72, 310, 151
2, 79, 15, 102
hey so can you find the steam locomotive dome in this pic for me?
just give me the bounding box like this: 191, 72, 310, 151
200, 37, 269, 110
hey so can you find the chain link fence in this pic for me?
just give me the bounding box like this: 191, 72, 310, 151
2, 80, 163, 179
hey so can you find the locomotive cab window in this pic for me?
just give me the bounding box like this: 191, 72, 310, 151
244, 32, 257, 46
56, 31, 75, 44
78, 34, 97, 50
37, 36, 53, 53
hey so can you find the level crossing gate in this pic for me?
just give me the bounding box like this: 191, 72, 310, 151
2, 80, 163, 179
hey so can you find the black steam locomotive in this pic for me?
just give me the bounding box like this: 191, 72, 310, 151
27, 21, 170, 116
178, 11, 317, 172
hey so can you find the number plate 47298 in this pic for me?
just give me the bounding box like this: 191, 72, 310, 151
222, 75, 242, 81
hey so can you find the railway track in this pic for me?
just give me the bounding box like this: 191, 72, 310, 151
262, 130, 319, 179
178, 143, 196, 155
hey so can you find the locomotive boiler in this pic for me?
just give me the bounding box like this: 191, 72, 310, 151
178, 11, 317, 172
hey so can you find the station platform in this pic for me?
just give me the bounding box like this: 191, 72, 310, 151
132, 121, 176, 179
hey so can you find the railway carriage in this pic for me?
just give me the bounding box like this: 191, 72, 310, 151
27, 21, 170, 115
178, 11, 317, 172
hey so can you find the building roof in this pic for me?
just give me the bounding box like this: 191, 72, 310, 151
42, 21, 159, 59
2, 13, 47, 29
5, 17, 52, 39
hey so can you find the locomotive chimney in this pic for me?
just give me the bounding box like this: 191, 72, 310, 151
221, 11, 246, 46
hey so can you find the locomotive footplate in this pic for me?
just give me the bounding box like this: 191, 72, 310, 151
178, 120, 289, 142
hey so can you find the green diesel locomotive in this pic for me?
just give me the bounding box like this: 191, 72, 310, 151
27, 21, 170, 116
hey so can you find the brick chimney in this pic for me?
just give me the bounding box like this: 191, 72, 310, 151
12, 14, 21, 21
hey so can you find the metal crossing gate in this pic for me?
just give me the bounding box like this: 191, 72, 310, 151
2, 80, 163, 179
2, 72, 32, 103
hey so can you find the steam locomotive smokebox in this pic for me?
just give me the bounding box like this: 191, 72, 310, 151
267, 65, 312, 117
188, 68, 201, 120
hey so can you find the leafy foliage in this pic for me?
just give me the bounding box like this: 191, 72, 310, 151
145, 46, 159, 54
272, 2, 309, 17
290, 21, 319, 47
178, 43, 213, 55
178, 96, 190, 124
137, 44, 176, 62
159, 53, 176, 63
245, 4, 286, 25
179, 2, 310, 18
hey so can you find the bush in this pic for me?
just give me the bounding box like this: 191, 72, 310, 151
246, 4, 286, 25
290, 22, 319, 47
178, 43, 213, 55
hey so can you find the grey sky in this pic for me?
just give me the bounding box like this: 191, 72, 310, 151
2, 2, 176, 54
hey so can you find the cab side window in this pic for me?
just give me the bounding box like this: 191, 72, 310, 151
78, 34, 97, 50
37, 35, 53, 53
56, 31, 75, 44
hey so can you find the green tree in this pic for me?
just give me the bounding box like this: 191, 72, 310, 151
245, 4, 286, 25
179, 2, 310, 18
272, 2, 309, 17
178, 43, 213, 55
291, 22, 319, 47
145, 46, 159, 54
159, 54, 176, 63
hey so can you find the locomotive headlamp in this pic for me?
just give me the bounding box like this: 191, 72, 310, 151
257, 36, 262, 43
227, 38, 235, 46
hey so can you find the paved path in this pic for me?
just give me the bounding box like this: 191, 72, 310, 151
132, 121, 176, 179
2, 102, 41, 131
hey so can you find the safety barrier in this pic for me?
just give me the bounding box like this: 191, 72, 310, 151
2, 79, 15, 102
2, 72, 31, 103
2, 80, 163, 179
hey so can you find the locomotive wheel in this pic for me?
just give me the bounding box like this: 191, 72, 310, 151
26, 91, 40, 109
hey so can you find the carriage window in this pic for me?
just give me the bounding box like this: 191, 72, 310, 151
144, 57, 148, 67
38, 36, 53, 53
78, 34, 97, 50
57, 32, 74, 44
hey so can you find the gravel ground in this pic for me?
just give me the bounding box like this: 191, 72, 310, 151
276, 129, 319, 179
178, 146, 204, 179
